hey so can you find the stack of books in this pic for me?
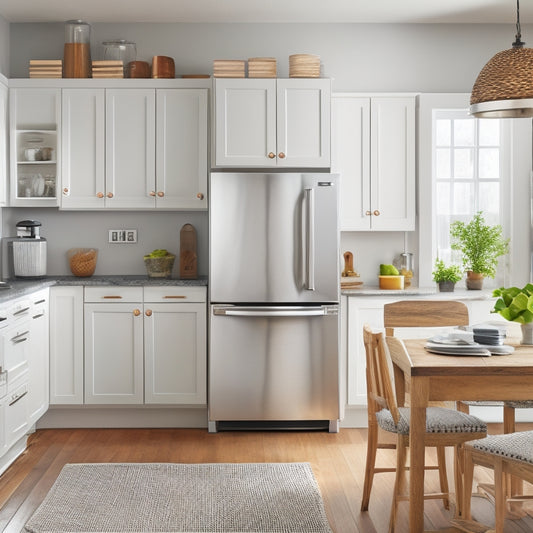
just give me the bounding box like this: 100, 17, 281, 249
289, 54, 321, 78
29, 60, 62, 78
213, 60, 245, 78
91, 60, 124, 78
248, 57, 276, 78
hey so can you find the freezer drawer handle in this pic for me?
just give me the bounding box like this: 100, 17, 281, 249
9, 390, 28, 407
305, 187, 315, 291
213, 307, 327, 317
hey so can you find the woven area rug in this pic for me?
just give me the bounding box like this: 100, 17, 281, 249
24, 462, 332, 533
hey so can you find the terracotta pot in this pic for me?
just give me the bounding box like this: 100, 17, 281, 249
438, 281, 456, 292
466, 271, 484, 290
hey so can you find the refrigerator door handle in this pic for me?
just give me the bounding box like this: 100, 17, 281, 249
305, 187, 315, 291
213, 306, 328, 317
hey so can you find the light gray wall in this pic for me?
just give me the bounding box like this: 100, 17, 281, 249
0, 15, 9, 76
6, 22, 533, 283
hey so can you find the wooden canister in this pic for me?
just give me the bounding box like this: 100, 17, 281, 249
127, 61, 150, 78
152, 56, 175, 78
63, 43, 91, 78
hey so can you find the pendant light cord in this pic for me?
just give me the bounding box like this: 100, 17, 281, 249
513, 0, 525, 48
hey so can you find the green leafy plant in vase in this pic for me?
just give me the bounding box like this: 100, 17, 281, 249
492, 284, 533, 344
431, 259, 462, 292
450, 211, 509, 290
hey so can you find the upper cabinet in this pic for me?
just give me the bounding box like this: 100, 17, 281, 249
62, 85, 208, 210
214, 78, 330, 168
332, 94, 416, 231
0, 77, 7, 207
9, 88, 61, 207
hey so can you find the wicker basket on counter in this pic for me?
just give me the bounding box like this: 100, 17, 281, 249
68, 248, 98, 277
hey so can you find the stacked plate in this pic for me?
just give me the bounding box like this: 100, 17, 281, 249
289, 54, 320, 78
29, 60, 62, 78
425, 329, 514, 357
248, 57, 277, 78
473, 325, 507, 346
213, 60, 245, 78
91, 60, 124, 78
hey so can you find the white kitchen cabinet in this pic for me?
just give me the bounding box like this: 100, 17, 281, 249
61, 87, 208, 210
9, 88, 61, 207
144, 300, 206, 404
332, 94, 415, 231
26, 290, 49, 426
49, 286, 84, 405
214, 78, 330, 168
84, 296, 144, 405
0, 76, 8, 206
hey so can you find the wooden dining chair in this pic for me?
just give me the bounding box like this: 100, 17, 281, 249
462, 430, 533, 533
361, 325, 487, 532
361, 300, 470, 514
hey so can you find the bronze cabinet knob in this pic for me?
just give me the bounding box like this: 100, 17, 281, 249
145, 309, 152, 317
96, 192, 104, 198
278, 152, 286, 159
149, 191, 156, 197
373, 210, 380, 216
133, 309, 141, 317
365, 210, 371, 216
268, 152, 276, 159
197, 193, 204, 200
107, 192, 114, 198
157, 191, 164, 197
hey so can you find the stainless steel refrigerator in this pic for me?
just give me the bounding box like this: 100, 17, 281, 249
208, 172, 340, 432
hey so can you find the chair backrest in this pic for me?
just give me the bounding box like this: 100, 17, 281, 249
383, 300, 469, 336
363, 324, 400, 424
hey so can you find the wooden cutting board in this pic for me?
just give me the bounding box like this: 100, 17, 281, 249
179, 224, 198, 279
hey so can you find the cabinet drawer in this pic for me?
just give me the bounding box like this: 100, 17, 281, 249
143, 286, 206, 303
84, 287, 143, 303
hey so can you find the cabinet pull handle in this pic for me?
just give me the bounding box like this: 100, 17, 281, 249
268, 152, 276, 159
163, 295, 186, 299
107, 192, 114, 198
365, 210, 371, 216
133, 309, 141, 316
32, 313, 45, 319
145, 309, 152, 316
96, 192, 104, 198
13, 307, 30, 316
373, 210, 381, 216
197, 193, 204, 200
0, 317, 7, 322
34, 299, 45, 304
149, 191, 156, 197
102, 296, 123, 299
157, 191, 164, 197
278, 152, 286, 159
9, 390, 28, 407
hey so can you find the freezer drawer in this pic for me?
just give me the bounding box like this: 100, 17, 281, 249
209, 305, 340, 424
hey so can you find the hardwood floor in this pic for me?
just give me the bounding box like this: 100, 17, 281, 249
0, 425, 531, 533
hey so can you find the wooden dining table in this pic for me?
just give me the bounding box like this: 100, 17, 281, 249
391, 337, 533, 532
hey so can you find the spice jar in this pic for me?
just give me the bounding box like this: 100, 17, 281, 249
63, 20, 91, 78
398, 252, 414, 287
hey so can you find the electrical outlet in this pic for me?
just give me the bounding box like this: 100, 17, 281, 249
108, 229, 137, 243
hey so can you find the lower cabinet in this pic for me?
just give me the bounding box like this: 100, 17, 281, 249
50, 285, 207, 407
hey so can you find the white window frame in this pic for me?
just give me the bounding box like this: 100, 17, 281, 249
418, 93, 532, 288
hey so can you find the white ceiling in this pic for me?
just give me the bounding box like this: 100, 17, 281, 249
1, 0, 533, 24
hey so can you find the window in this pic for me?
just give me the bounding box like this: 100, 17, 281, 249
432, 110, 510, 277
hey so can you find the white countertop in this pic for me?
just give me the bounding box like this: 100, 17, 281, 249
341, 286, 495, 300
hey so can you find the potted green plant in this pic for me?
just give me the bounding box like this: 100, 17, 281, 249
450, 211, 509, 290
492, 284, 533, 344
432, 259, 462, 292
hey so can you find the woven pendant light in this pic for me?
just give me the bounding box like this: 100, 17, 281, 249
470, 0, 533, 118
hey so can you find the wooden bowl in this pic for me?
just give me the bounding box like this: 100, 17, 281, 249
127, 61, 150, 78
151, 56, 175, 78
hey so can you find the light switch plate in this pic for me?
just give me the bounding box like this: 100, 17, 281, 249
109, 229, 137, 243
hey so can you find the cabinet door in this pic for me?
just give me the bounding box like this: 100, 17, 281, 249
84, 303, 143, 404
9, 88, 60, 207
370, 97, 415, 231
331, 95, 371, 230
61, 89, 105, 209
0, 80, 7, 207
106, 89, 156, 208
27, 292, 49, 426
277, 79, 331, 168
49, 286, 84, 405
214, 79, 277, 167
156, 89, 208, 209
144, 302, 206, 404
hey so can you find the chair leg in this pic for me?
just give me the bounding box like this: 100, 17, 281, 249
453, 444, 465, 518
503, 405, 523, 500
389, 435, 407, 533
436, 445, 450, 510
456, 401, 470, 414
360, 420, 379, 511
494, 459, 506, 533
463, 447, 475, 521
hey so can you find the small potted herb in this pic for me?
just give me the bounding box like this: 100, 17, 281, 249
432, 259, 462, 292
450, 211, 509, 290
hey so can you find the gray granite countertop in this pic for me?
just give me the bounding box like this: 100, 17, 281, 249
0, 275, 208, 303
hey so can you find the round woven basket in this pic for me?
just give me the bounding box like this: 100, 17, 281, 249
68, 248, 98, 277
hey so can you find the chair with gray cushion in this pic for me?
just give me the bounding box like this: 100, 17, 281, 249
361, 325, 488, 532
463, 430, 533, 533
